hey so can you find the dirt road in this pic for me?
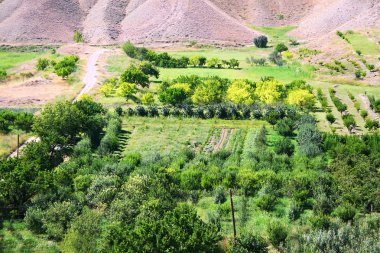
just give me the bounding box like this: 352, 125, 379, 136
9, 48, 106, 158
75, 49, 106, 100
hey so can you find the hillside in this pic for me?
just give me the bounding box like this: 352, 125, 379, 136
0, 0, 379, 45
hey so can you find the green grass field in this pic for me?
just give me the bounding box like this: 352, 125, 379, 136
0, 52, 43, 70
253, 26, 297, 45
122, 117, 268, 158
345, 32, 380, 56
0, 221, 59, 253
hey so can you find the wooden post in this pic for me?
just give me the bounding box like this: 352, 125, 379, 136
230, 188, 237, 240
17, 134, 20, 158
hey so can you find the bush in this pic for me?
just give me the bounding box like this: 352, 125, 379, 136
275, 118, 295, 137
274, 138, 295, 156
365, 119, 380, 131
267, 221, 288, 247
73, 31, 84, 43
120, 65, 150, 88
214, 186, 227, 204
275, 43, 288, 53
25, 208, 45, 234
229, 233, 268, 253
257, 194, 278, 211
355, 69, 366, 79
360, 110, 368, 119
333, 203, 357, 222
268, 51, 284, 66
309, 214, 331, 230
141, 93, 155, 105
326, 113, 336, 124
0, 69, 7, 81
36, 58, 50, 71
43, 201, 79, 240
54, 55, 79, 79
254, 36, 268, 48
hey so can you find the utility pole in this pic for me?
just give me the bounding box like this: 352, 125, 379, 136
230, 188, 237, 240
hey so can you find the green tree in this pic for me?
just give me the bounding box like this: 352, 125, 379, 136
108, 204, 220, 252
189, 56, 201, 67
226, 80, 254, 105
33, 101, 84, 146
254, 36, 268, 48
116, 82, 137, 99
62, 208, 103, 253
120, 65, 150, 88
274, 138, 295, 156
206, 58, 221, 68
287, 89, 315, 110
275, 43, 288, 52
54, 55, 79, 79
255, 79, 283, 105
139, 61, 160, 78
73, 31, 84, 43
141, 93, 155, 105
159, 84, 191, 105
36, 58, 50, 71
192, 79, 227, 104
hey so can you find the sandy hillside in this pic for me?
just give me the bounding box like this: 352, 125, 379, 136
0, 0, 379, 45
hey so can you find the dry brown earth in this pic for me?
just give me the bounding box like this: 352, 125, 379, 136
0, 0, 379, 46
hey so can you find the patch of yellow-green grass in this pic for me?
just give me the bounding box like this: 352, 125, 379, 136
0, 221, 59, 253
345, 32, 380, 56
252, 26, 297, 45
310, 80, 380, 98
122, 117, 268, 158
107, 54, 139, 74
159, 63, 314, 83
0, 133, 30, 158
0, 52, 43, 71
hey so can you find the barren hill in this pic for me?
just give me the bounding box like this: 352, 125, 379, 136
0, 0, 379, 45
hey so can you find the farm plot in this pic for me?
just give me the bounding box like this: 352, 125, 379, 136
122, 117, 266, 159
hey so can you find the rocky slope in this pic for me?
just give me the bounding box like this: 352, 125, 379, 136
0, 0, 379, 45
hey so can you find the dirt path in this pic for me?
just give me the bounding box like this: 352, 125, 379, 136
9, 48, 106, 158
214, 128, 229, 151
75, 49, 106, 101
359, 94, 380, 122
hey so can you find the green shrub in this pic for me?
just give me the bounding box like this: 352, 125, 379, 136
309, 214, 331, 230
229, 233, 268, 253
333, 203, 357, 222
267, 221, 288, 247
365, 119, 380, 131
36, 58, 50, 71
254, 36, 268, 48
360, 110, 368, 119
257, 194, 278, 211
73, 31, 84, 43
214, 186, 227, 204
326, 113, 336, 124
0, 69, 7, 81
355, 69, 367, 79
274, 138, 295, 156
275, 43, 288, 53
25, 208, 45, 234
